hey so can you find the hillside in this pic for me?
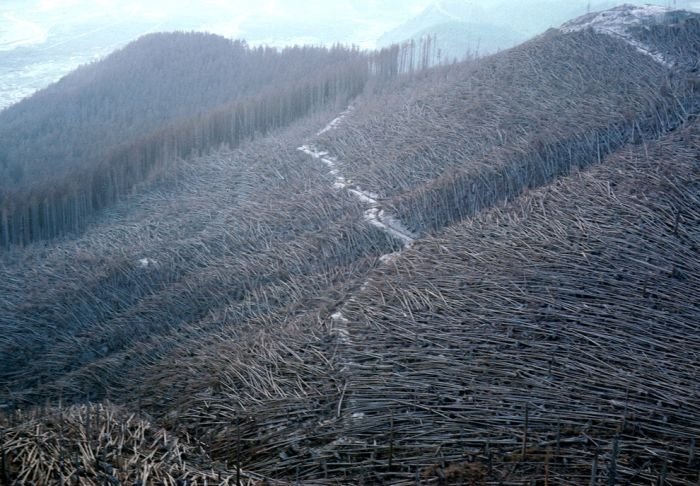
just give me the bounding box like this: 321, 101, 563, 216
0, 32, 360, 183
327, 9, 700, 235
1, 5, 699, 484
0, 32, 372, 247
304, 119, 699, 483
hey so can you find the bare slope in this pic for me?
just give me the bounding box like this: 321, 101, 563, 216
320, 14, 699, 235
4, 98, 696, 486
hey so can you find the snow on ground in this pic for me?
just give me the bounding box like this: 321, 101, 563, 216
299, 141, 417, 246
379, 251, 401, 264
137, 257, 156, 268
317, 105, 355, 136
364, 207, 415, 246
299, 106, 416, 250
560, 4, 673, 67
298, 107, 420, 426
331, 312, 351, 345
347, 188, 376, 204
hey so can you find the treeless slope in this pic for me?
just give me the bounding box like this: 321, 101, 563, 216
68, 110, 697, 486
304, 118, 699, 483
319, 23, 699, 235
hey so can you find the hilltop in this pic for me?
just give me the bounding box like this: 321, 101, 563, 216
379, 0, 700, 60
1, 5, 699, 484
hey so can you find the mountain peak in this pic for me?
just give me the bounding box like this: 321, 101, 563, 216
561, 4, 673, 33
559, 4, 691, 67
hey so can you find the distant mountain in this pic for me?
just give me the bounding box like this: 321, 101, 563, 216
379, 0, 700, 59
381, 19, 524, 60
0, 0, 426, 110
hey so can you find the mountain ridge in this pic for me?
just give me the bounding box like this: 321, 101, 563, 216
380, 0, 700, 59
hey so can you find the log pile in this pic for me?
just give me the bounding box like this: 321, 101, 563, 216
0, 403, 260, 485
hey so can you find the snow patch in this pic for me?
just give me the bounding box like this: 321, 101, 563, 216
364, 207, 415, 246
299, 109, 417, 248
560, 4, 673, 67
561, 4, 671, 32
379, 252, 402, 264
317, 105, 355, 136
331, 312, 350, 344
138, 258, 156, 268
331, 311, 349, 323
299, 144, 353, 190
348, 188, 378, 204
298, 107, 421, 425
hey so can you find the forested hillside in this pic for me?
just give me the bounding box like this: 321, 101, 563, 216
0, 33, 374, 248
1, 4, 699, 485
0, 32, 366, 184
0, 31, 443, 249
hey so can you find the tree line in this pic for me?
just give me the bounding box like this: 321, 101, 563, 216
0, 32, 434, 248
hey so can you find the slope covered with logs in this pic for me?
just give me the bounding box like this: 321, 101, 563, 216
319, 13, 700, 235
2, 97, 697, 486
306, 118, 700, 484
1, 5, 699, 485
0, 111, 402, 407
0, 33, 430, 249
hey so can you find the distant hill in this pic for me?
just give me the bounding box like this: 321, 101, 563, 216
0, 0, 425, 111
0, 32, 366, 185
382, 19, 524, 61
378, 0, 529, 58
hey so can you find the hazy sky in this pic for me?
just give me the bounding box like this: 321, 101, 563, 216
3, 0, 699, 50
0, 0, 434, 49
